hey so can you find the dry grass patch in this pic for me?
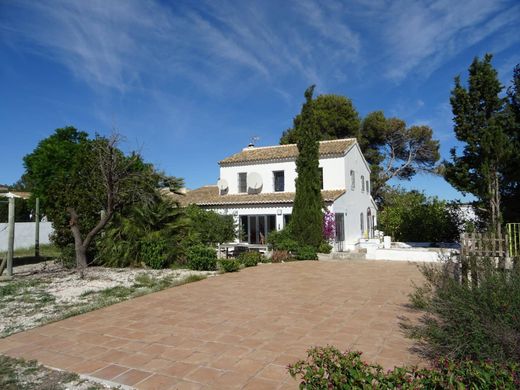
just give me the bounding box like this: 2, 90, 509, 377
0, 355, 117, 390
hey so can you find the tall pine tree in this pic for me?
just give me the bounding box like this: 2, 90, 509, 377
290, 85, 324, 248
503, 65, 520, 222
445, 54, 513, 232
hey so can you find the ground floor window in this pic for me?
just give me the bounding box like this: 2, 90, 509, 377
240, 215, 276, 244
283, 214, 291, 228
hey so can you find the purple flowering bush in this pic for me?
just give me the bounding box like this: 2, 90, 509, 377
288, 346, 519, 389
322, 211, 335, 241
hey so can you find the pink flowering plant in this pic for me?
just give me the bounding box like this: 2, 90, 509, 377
322, 210, 335, 241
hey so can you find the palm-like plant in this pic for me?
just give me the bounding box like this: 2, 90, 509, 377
97, 195, 189, 268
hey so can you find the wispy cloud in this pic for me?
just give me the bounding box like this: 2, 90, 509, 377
373, 0, 519, 82
0, 0, 363, 97
1, 0, 517, 97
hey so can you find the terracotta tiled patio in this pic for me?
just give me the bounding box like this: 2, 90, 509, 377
0, 261, 425, 389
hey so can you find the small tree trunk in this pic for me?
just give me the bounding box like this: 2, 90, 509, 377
494, 170, 501, 236
488, 167, 502, 235
68, 207, 87, 271
75, 245, 88, 270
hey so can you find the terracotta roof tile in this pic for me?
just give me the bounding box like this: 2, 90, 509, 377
166, 186, 345, 206
219, 138, 356, 165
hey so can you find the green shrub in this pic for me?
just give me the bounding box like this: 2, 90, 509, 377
57, 245, 76, 269
237, 251, 261, 267
378, 188, 461, 242
267, 229, 298, 252
270, 250, 293, 263
187, 245, 217, 271
288, 346, 520, 389
139, 238, 168, 269
295, 245, 318, 260
219, 259, 240, 272
97, 197, 189, 268
318, 242, 332, 254
405, 257, 520, 363
185, 204, 236, 246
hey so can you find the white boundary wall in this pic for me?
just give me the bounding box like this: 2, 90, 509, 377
365, 247, 457, 262
0, 222, 53, 251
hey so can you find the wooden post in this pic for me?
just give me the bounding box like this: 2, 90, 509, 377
7, 196, 15, 277
470, 232, 478, 287
35, 197, 40, 258
461, 233, 468, 285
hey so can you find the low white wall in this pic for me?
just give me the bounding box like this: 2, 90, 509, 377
365, 247, 454, 262
0, 222, 54, 251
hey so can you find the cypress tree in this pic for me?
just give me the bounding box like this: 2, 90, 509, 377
444, 54, 513, 232
290, 85, 324, 248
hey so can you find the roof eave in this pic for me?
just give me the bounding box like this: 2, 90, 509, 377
219, 152, 347, 166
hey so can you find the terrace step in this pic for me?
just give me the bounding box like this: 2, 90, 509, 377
319, 250, 367, 261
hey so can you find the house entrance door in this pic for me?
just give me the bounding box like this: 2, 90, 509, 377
335, 213, 345, 252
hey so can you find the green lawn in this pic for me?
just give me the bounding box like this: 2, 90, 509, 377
0, 244, 61, 260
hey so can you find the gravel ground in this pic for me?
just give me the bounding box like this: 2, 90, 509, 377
0, 260, 215, 338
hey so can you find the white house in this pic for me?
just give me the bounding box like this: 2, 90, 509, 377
174, 138, 377, 251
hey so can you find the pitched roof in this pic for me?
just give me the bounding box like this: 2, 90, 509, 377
219, 138, 356, 165
166, 186, 345, 206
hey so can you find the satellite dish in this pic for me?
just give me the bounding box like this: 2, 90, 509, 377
247, 172, 263, 191
217, 179, 228, 191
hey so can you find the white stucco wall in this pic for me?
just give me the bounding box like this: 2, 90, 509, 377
220, 160, 298, 194
219, 156, 346, 194
365, 248, 445, 262
0, 222, 54, 251
331, 144, 376, 248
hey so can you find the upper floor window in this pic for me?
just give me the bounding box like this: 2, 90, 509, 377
273, 171, 285, 192
350, 170, 355, 191
361, 175, 365, 192
319, 167, 324, 189
366, 180, 370, 194
238, 172, 247, 193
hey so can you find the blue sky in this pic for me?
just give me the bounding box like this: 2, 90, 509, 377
1, 0, 519, 200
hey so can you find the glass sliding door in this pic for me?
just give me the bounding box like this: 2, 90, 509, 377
241, 215, 277, 244
258, 216, 266, 244
239, 216, 249, 242
250, 216, 258, 244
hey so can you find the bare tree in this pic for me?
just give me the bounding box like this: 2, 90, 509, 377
67, 134, 153, 271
